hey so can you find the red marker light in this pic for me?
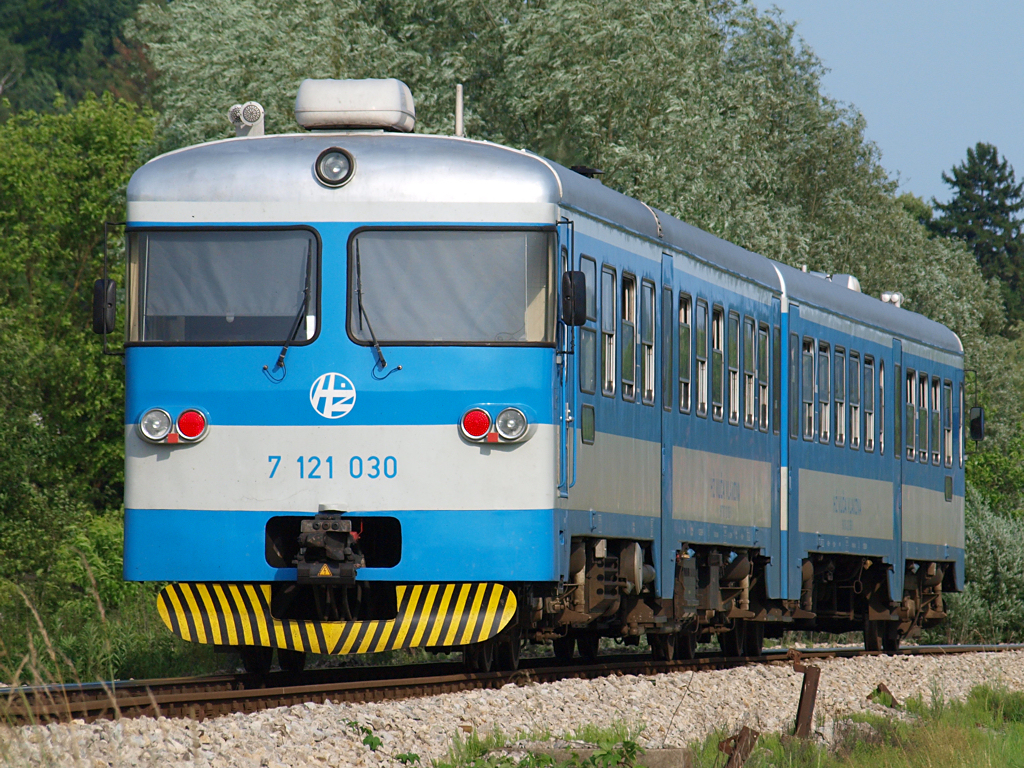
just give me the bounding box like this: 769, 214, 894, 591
177, 409, 208, 440
460, 408, 491, 440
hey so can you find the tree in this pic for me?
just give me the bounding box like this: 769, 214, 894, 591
930, 142, 1024, 326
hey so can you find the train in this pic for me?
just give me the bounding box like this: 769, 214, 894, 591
93, 78, 980, 674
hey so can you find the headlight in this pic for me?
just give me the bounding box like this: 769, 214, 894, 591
495, 408, 528, 441
139, 408, 172, 442
315, 147, 354, 187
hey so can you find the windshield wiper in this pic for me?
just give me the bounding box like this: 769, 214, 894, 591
355, 239, 401, 379
265, 241, 312, 380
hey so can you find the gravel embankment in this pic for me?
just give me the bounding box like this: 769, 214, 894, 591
5, 651, 1024, 767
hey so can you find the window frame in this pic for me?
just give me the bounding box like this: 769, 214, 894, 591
834, 347, 846, 447
640, 280, 656, 406
849, 351, 861, 450
802, 337, 815, 440
621, 273, 637, 402
679, 294, 692, 414
601, 266, 617, 397
696, 300, 709, 418
711, 306, 725, 421
728, 310, 741, 425
864, 357, 876, 453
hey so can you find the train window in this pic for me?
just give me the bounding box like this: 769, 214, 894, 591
743, 317, 756, 428
864, 358, 876, 452
894, 364, 902, 456
662, 287, 673, 411
696, 300, 708, 417
580, 404, 596, 445
818, 342, 830, 443
943, 380, 953, 467
772, 326, 781, 434
801, 338, 814, 439
834, 348, 846, 447
758, 323, 770, 431
348, 229, 554, 344
621, 275, 637, 401
712, 307, 724, 420
917, 373, 928, 462
641, 281, 656, 405
728, 311, 740, 425
129, 228, 320, 344
580, 256, 597, 322
931, 377, 941, 465
679, 295, 692, 414
905, 368, 916, 460
579, 327, 596, 394
879, 361, 885, 455
959, 381, 965, 467
849, 352, 861, 450
601, 268, 616, 396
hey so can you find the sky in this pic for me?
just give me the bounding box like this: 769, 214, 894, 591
772, 1, 1024, 206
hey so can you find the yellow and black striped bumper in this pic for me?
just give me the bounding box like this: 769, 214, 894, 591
157, 583, 517, 655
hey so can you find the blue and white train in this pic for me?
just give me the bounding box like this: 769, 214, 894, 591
94, 79, 975, 673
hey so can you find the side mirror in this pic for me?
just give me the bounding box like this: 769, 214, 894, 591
969, 406, 985, 442
92, 278, 117, 335
561, 270, 586, 327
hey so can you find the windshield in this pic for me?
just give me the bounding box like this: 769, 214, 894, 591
127, 229, 318, 344
349, 229, 555, 344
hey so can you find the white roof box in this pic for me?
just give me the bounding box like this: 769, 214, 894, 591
294, 78, 415, 132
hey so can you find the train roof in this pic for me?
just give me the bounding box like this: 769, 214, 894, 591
129, 132, 962, 355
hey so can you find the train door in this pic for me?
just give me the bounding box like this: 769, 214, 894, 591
557, 221, 575, 500
892, 339, 904, 599
659, 253, 675, 598
766, 296, 784, 599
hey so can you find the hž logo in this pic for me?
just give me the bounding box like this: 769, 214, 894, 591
309, 373, 356, 419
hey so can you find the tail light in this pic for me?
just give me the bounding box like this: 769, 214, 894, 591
460, 408, 491, 440
177, 409, 209, 441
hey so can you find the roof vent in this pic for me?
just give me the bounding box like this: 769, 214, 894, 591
881, 291, 904, 308
294, 78, 415, 132
832, 274, 861, 292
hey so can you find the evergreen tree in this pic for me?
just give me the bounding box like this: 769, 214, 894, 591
930, 142, 1024, 325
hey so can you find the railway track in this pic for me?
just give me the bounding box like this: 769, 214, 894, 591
4, 644, 1023, 727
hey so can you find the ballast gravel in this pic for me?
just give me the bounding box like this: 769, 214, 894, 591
5, 650, 1024, 767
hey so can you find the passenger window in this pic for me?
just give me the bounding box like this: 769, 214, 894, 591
917, 373, 928, 462
943, 380, 953, 467
818, 342, 830, 443
641, 281, 656, 405
743, 317, 756, 428
696, 301, 708, 417
789, 333, 800, 438
905, 368, 916, 460
662, 286, 673, 412
864, 358, 875, 452
834, 348, 846, 447
801, 338, 814, 439
711, 307, 724, 420
931, 377, 941, 465
849, 352, 860, 450
679, 295, 692, 414
758, 323, 770, 432
772, 325, 781, 434
879, 361, 885, 455
621, 275, 637, 401
601, 268, 616, 397
728, 311, 740, 425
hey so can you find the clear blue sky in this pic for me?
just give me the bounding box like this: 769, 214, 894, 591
772, 1, 1024, 206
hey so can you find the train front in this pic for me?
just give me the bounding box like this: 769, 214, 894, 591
117, 80, 565, 670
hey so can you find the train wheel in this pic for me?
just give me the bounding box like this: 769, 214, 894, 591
240, 646, 273, 676
881, 624, 901, 655
552, 635, 575, 663
863, 618, 882, 652
277, 648, 307, 673
495, 624, 522, 671
649, 633, 676, 661
676, 631, 698, 660
576, 632, 600, 662
743, 622, 764, 657
718, 620, 747, 657
464, 640, 494, 673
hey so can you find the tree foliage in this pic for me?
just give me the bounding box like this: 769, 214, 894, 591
929, 142, 1024, 327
